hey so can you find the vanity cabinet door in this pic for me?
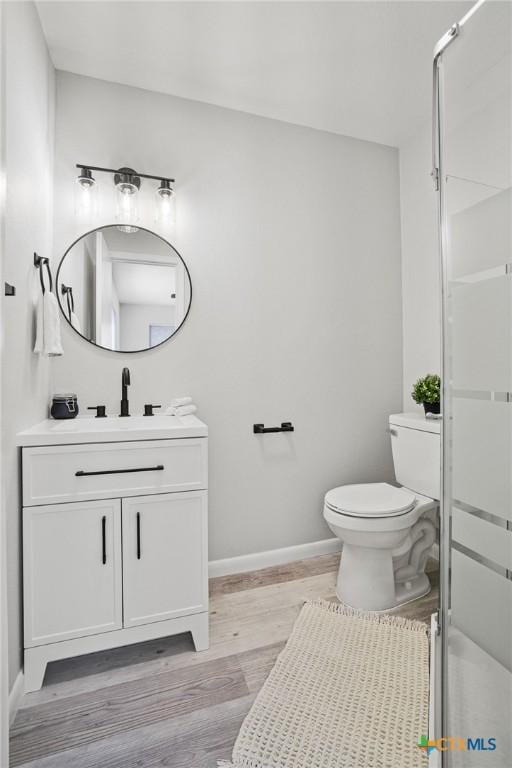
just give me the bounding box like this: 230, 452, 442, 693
122, 492, 208, 628
23, 499, 122, 647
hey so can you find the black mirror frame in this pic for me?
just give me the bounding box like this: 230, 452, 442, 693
56, 224, 192, 354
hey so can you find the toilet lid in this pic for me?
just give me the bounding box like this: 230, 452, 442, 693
325, 483, 416, 517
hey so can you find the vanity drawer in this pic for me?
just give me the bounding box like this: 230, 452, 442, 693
22, 439, 208, 506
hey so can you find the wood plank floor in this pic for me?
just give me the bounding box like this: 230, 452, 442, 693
10, 553, 439, 768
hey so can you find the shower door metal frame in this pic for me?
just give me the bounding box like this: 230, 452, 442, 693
432, 1, 490, 764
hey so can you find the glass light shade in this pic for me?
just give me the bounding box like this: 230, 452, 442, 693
155, 183, 175, 227
74, 172, 97, 219
116, 182, 139, 233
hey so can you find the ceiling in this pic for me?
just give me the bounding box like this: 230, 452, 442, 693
103, 227, 177, 261
36, 0, 471, 148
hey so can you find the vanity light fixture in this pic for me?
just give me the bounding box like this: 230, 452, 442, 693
74, 164, 175, 229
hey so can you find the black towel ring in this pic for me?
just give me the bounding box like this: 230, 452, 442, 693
34, 253, 53, 295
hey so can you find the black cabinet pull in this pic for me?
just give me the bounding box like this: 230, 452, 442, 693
253, 422, 294, 434
76, 465, 164, 477
101, 516, 107, 565
136, 512, 141, 560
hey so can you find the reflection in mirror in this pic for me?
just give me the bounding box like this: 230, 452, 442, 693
57, 226, 191, 352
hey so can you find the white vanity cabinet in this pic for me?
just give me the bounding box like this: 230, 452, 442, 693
18, 416, 209, 692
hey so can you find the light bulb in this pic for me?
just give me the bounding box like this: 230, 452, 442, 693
155, 179, 175, 227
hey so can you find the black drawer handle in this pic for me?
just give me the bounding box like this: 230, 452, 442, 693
253, 422, 294, 434
76, 465, 164, 477
136, 512, 141, 560
101, 515, 106, 565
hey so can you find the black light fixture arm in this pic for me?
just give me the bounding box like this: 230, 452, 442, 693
76, 164, 174, 184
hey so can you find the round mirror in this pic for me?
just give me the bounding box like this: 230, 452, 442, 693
57, 225, 192, 352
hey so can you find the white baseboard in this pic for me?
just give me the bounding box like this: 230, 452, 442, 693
8, 670, 24, 725
208, 537, 342, 579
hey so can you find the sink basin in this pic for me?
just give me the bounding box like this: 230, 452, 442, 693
17, 413, 207, 446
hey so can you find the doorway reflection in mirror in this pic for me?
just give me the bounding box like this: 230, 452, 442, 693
56, 225, 191, 352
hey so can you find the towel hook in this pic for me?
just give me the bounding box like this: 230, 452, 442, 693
34, 252, 53, 295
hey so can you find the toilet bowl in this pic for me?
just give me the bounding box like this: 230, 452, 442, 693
323, 413, 440, 611
324, 483, 436, 610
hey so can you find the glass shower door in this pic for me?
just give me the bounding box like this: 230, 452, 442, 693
435, 1, 512, 766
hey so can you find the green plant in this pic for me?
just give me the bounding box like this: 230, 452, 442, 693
412, 374, 441, 405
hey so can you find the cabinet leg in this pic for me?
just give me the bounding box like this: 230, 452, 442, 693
191, 613, 209, 652
24, 649, 47, 692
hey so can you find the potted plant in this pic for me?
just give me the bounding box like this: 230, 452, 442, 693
412, 374, 441, 415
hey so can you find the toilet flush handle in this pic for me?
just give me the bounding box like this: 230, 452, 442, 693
387, 427, 398, 436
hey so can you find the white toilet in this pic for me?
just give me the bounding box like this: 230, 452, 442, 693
323, 413, 440, 611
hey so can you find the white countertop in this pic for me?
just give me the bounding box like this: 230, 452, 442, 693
16, 413, 208, 447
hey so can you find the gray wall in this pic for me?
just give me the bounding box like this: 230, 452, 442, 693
51, 72, 403, 563
2, 2, 54, 688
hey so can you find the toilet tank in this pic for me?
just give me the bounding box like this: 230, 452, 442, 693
389, 413, 441, 500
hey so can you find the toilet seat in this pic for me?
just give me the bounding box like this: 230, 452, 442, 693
325, 483, 416, 518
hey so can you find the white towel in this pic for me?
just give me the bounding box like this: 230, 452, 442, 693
170, 396, 193, 408
175, 404, 197, 416
34, 291, 64, 357
34, 294, 44, 354
70, 311, 82, 334
167, 404, 197, 417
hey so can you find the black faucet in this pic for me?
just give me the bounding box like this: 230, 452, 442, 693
120, 367, 131, 417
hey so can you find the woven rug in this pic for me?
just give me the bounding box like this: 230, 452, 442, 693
219, 600, 429, 768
